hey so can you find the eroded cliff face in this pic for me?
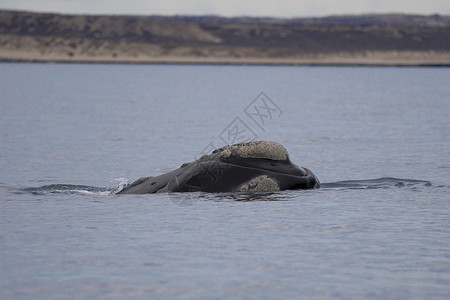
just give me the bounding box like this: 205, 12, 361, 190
1, 10, 449, 65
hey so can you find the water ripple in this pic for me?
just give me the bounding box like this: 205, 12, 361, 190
320, 177, 433, 190
11, 177, 437, 198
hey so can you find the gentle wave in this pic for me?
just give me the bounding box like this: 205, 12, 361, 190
22, 184, 118, 196
16, 177, 436, 196
320, 177, 433, 190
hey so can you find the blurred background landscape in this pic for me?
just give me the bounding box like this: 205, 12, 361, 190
1, 10, 449, 65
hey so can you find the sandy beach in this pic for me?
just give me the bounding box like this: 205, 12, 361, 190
2, 50, 450, 66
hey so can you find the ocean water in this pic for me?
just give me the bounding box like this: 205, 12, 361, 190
0, 63, 449, 299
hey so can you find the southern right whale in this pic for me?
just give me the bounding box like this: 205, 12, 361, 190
117, 141, 320, 194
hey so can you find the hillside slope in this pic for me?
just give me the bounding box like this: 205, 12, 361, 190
1, 10, 449, 65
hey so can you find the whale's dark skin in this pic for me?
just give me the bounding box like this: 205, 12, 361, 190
117, 141, 319, 194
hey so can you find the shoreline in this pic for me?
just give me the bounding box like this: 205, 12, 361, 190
2, 11, 449, 67
2, 54, 450, 66
0, 10, 450, 66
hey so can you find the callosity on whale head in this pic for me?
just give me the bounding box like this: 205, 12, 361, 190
116, 141, 319, 194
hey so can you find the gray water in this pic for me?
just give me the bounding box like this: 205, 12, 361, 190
0, 63, 449, 299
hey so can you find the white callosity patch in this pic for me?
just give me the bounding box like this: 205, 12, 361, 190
239, 175, 280, 192
216, 141, 289, 160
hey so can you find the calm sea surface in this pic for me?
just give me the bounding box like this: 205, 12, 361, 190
0, 63, 449, 299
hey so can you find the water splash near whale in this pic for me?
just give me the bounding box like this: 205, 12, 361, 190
22, 184, 118, 196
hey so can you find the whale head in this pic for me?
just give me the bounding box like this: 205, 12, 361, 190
117, 141, 319, 194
